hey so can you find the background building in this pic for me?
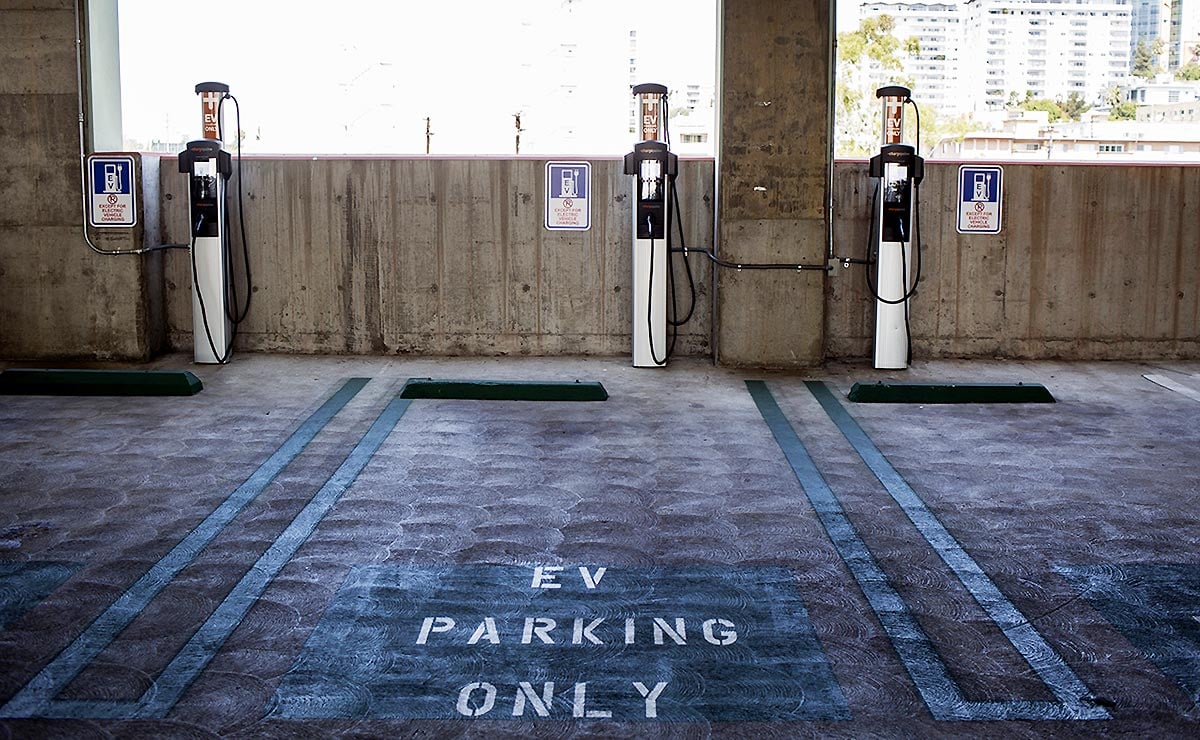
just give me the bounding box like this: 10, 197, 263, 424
962, 0, 1132, 111
1131, 0, 1173, 70
933, 108, 1200, 159
858, 3, 966, 113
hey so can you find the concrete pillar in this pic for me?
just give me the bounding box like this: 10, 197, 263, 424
716, 0, 830, 367
0, 1, 160, 361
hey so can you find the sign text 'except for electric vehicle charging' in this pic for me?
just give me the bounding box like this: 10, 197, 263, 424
545, 161, 591, 231
957, 164, 1003, 234
87, 155, 137, 228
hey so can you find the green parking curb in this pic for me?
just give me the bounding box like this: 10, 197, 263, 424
0, 369, 203, 397
847, 381, 1055, 404
399, 378, 608, 402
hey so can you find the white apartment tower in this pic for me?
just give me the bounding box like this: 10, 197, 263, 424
861, 0, 1133, 113
963, 0, 1131, 111
859, 3, 967, 113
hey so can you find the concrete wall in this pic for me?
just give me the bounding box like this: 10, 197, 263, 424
828, 161, 1200, 360
158, 158, 714, 358
0, 0, 159, 361
716, 0, 831, 368
2, 2, 1197, 365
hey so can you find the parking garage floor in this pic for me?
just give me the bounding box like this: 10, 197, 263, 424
1, 354, 1198, 738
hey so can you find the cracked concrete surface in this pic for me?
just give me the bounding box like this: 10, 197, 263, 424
1, 354, 1198, 737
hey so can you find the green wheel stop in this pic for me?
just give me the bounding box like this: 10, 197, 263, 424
0, 369, 203, 397
847, 381, 1055, 404
399, 378, 608, 402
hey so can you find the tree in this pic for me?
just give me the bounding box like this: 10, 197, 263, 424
1176, 62, 1200, 81
1022, 97, 1063, 122
1059, 92, 1090, 122
926, 111, 985, 154
1109, 102, 1138, 121
1132, 39, 1165, 80
836, 15, 921, 156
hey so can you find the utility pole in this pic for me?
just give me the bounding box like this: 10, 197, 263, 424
514, 112, 525, 155
425, 116, 433, 154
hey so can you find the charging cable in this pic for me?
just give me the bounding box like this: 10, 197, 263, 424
646, 215, 667, 367
217, 93, 252, 326
189, 213, 231, 364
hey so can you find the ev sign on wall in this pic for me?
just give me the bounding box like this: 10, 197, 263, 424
545, 161, 590, 231
957, 164, 1003, 234
87, 155, 137, 228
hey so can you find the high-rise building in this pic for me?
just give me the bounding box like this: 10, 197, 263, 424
961, 0, 1131, 111
859, 1, 1132, 113
859, 3, 967, 114
1130, 0, 1172, 71
1168, 0, 1200, 68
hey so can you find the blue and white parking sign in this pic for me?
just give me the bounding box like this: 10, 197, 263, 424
545, 161, 590, 231
87, 154, 137, 228
957, 165, 1002, 234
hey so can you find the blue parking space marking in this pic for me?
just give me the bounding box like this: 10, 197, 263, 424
748, 380, 1108, 720
138, 395, 410, 717
0, 562, 77, 631
803, 381, 1105, 719
1057, 563, 1200, 708
270, 564, 849, 722
0, 379, 370, 719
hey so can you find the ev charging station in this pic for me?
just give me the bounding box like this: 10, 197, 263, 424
623, 83, 677, 368
178, 82, 236, 364
868, 85, 924, 370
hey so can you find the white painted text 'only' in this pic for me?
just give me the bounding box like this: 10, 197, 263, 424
456, 681, 669, 718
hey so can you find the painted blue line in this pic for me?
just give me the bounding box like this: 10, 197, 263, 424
135, 395, 411, 717
0, 378, 370, 719
745, 380, 969, 719
802, 380, 1108, 721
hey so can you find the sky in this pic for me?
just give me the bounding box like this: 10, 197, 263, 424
117, 0, 718, 155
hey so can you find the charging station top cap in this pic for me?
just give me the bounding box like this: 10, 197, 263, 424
195, 81, 230, 95
876, 85, 911, 99
632, 83, 668, 96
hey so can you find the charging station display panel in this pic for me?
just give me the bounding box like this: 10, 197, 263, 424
957, 165, 1003, 234
545, 162, 591, 231
87, 154, 138, 228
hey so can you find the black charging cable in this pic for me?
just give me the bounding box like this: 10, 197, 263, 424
646, 214, 668, 367
863, 182, 923, 306
667, 177, 698, 328
217, 93, 252, 326
189, 213, 232, 364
